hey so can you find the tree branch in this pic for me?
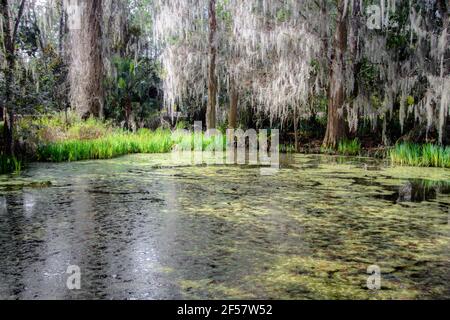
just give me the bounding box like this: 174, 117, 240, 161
12, 0, 26, 44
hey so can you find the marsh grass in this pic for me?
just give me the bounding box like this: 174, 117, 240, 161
280, 144, 296, 153
338, 138, 361, 156
172, 131, 226, 152
17, 113, 450, 168
38, 129, 174, 162
38, 130, 230, 162
321, 138, 361, 156
37, 123, 229, 162
390, 143, 450, 168
0, 155, 21, 174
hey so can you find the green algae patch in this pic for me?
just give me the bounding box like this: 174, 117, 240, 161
0, 179, 52, 192
250, 256, 419, 300
180, 279, 256, 300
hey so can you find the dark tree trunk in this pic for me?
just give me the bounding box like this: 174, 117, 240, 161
1, 0, 14, 105
124, 95, 132, 130
294, 108, 299, 152
348, 0, 362, 133
1, 0, 14, 155
206, 0, 217, 130
228, 78, 238, 129
1, 0, 26, 156
323, 0, 348, 149
86, 0, 104, 118
4, 113, 14, 156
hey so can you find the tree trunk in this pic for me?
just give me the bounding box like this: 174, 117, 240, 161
320, 0, 330, 64
1, 0, 25, 156
323, 0, 348, 149
86, 0, 104, 118
124, 95, 132, 130
294, 108, 299, 152
1, 0, 14, 107
206, 0, 217, 130
437, 0, 449, 144
58, 0, 65, 55
69, 0, 104, 119
4, 112, 14, 156
228, 78, 239, 129
0, 0, 14, 126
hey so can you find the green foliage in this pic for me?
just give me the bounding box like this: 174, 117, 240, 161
37, 127, 231, 163
217, 0, 233, 29
276, 7, 292, 23
19, 112, 229, 162
358, 58, 379, 89
105, 57, 161, 123
279, 144, 296, 153
321, 138, 362, 156
406, 95, 415, 106
37, 129, 174, 162
390, 143, 450, 168
385, 0, 415, 60
16, 112, 111, 145
0, 155, 21, 174
175, 120, 189, 130
8, 44, 68, 115
172, 130, 227, 153
338, 139, 362, 156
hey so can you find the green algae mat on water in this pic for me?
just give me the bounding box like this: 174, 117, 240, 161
0, 154, 449, 299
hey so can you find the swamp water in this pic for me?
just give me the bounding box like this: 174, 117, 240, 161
0, 154, 449, 299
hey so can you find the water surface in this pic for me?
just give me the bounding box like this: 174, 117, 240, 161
0, 154, 449, 299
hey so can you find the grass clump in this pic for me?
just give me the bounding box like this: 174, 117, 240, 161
338, 138, 361, 156
0, 155, 21, 174
390, 143, 450, 168
280, 144, 296, 153
38, 129, 174, 162
20, 112, 232, 163
37, 129, 230, 162
321, 138, 361, 156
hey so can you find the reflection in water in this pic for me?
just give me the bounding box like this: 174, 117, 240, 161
0, 154, 449, 299
374, 180, 450, 203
